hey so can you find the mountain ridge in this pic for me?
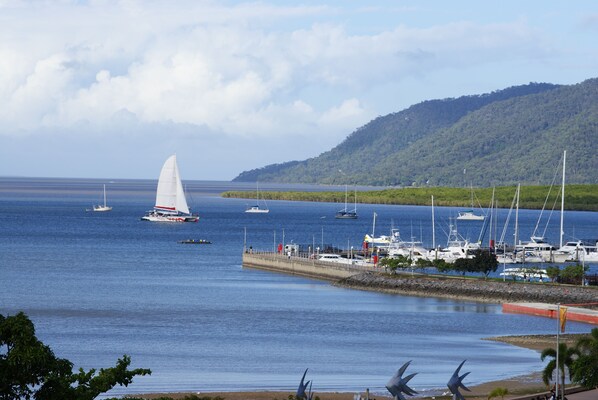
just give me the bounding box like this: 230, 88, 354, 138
233, 78, 598, 186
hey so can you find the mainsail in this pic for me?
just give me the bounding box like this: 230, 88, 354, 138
142, 154, 198, 222
155, 155, 190, 215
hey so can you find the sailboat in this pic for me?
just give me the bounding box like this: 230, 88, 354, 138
457, 185, 485, 221
335, 185, 357, 219
245, 183, 269, 213
141, 155, 199, 222
92, 184, 112, 212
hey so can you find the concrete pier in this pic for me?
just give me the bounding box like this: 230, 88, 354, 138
503, 302, 598, 325
242, 251, 376, 281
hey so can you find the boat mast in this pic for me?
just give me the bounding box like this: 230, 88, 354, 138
560, 150, 566, 248
431, 195, 436, 250
372, 212, 377, 238
514, 183, 520, 247
344, 184, 349, 212
103, 184, 107, 207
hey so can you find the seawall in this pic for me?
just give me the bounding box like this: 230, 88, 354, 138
243, 252, 598, 307
339, 272, 598, 304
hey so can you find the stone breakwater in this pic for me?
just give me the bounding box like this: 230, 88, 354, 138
336, 272, 598, 304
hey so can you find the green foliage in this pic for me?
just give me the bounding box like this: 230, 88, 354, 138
572, 328, 598, 388
487, 387, 509, 400
223, 184, 598, 212
0, 312, 59, 399
0, 312, 150, 400
414, 258, 433, 271
559, 264, 589, 285
431, 258, 453, 273
546, 266, 560, 281
448, 250, 498, 277
233, 79, 598, 188
380, 255, 412, 273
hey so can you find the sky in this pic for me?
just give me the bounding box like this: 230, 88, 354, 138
1, 1, 598, 181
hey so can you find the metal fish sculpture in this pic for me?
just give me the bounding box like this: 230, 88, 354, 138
447, 360, 471, 400
296, 368, 311, 399
385, 361, 418, 400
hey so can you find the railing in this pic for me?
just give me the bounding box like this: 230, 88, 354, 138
243, 250, 381, 274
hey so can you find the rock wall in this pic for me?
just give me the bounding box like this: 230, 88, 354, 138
337, 272, 598, 304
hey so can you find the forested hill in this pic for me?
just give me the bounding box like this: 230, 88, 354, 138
233, 78, 598, 186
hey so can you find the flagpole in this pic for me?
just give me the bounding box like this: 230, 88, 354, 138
556, 303, 560, 399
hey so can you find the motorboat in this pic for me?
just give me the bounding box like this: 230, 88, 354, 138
430, 224, 480, 263
456, 210, 484, 221
387, 229, 429, 262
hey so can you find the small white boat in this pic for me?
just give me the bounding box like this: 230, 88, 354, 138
317, 253, 372, 266
500, 267, 548, 281
363, 234, 392, 246
245, 183, 269, 213
141, 155, 199, 222
456, 210, 484, 221
317, 254, 353, 264
92, 184, 112, 212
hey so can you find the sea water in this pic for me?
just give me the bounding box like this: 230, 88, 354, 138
0, 177, 596, 397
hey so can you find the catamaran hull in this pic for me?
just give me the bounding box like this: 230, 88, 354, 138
141, 214, 199, 222
335, 212, 357, 219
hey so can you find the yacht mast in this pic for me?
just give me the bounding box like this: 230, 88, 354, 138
514, 183, 520, 247
344, 184, 348, 212
560, 150, 566, 248
431, 195, 436, 250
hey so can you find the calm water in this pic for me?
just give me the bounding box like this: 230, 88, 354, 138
0, 177, 596, 397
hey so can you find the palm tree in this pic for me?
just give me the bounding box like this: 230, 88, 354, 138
572, 328, 598, 388
541, 342, 580, 398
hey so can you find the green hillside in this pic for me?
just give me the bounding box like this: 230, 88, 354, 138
233, 78, 598, 187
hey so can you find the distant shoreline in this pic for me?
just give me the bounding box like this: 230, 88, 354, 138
222, 183, 598, 212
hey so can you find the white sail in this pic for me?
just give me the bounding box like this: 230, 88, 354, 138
154, 155, 190, 215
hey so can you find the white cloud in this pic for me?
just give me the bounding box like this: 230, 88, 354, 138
0, 1, 594, 179
0, 2, 549, 139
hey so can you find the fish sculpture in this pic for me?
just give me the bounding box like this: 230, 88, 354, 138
447, 360, 471, 400
385, 361, 418, 400
296, 368, 311, 399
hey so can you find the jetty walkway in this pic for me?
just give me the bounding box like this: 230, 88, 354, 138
242, 251, 378, 280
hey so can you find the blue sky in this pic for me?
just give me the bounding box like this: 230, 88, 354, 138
1, 1, 597, 180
